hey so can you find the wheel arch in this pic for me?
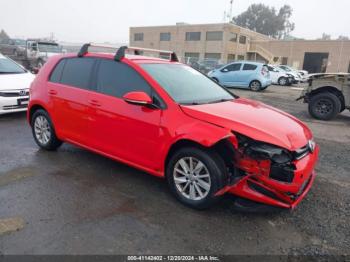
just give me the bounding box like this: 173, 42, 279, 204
309, 86, 345, 111
28, 103, 49, 124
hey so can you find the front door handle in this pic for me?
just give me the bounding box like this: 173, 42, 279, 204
48, 89, 57, 95
88, 99, 101, 107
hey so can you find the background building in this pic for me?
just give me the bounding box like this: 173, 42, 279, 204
130, 23, 350, 73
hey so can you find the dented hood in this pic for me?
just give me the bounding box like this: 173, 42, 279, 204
181, 98, 312, 151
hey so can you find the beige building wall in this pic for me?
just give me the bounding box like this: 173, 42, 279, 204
253, 40, 350, 72
130, 23, 350, 73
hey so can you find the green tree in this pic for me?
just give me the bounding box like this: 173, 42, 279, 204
232, 4, 295, 39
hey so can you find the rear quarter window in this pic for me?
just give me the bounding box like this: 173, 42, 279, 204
49, 59, 66, 83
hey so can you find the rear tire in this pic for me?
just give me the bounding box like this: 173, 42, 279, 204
166, 147, 227, 210
249, 80, 262, 91
308, 92, 341, 120
31, 109, 62, 150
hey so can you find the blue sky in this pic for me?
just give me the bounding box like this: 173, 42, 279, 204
1, 0, 349, 43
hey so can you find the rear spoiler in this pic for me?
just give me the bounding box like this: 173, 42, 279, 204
77, 43, 179, 62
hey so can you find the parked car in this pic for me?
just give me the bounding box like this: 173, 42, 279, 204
277, 65, 304, 84
208, 61, 272, 91
297, 73, 350, 120
279, 65, 308, 77
0, 38, 26, 56
28, 45, 318, 210
267, 65, 293, 86
191, 59, 222, 74
0, 53, 35, 114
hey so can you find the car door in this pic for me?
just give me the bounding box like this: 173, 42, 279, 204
87, 59, 162, 170
235, 63, 259, 87
47, 57, 97, 145
219, 63, 242, 87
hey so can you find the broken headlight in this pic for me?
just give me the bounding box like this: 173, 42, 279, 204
235, 133, 293, 164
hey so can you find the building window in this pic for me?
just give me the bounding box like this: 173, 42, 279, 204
281, 57, 288, 65
229, 32, 238, 42
227, 54, 235, 62
239, 35, 247, 44
237, 55, 245, 60
204, 53, 221, 60
186, 32, 201, 41
160, 32, 171, 41
184, 52, 200, 64
134, 33, 144, 41
206, 31, 223, 41
159, 52, 170, 59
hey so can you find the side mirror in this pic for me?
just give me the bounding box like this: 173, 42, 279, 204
123, 91, 153, 106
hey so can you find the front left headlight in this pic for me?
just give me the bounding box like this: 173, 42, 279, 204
235, 133, 293, 164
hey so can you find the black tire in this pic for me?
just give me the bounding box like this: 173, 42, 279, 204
166, 147, 227, 210
249, 80, 262, 91
308, 92, 341, 120
278, 77, 288, 86
31, 109, 62, 150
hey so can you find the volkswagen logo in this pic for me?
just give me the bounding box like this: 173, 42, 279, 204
19, 90, 27, 96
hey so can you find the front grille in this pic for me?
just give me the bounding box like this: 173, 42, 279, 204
0, 91, 29, 97
269, 163, 295, 183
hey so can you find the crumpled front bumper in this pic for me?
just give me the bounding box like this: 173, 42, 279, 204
225, 146, 319, 209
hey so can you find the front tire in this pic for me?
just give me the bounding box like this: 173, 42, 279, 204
166, 147, 227, 209
31, 109, 62, 150
308, 92, 341, 120
249, 80, 262, 91
278, 77, 288, 86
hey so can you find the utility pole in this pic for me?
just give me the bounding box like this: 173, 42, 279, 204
229, 0, 234, 22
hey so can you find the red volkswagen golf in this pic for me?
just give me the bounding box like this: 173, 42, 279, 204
28, 44, 319, 210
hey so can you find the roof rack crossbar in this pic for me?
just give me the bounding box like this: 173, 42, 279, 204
77, 43, 179, 62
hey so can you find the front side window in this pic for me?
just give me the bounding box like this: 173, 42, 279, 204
141, 64, 233, 105
60, 58, 95, 89
160, 32, 171, 41
38, 43, 62, 53
186, 32, 201, 41
96, 59, 151, 98
222, 63, 241, 72
0, 56, 26, 74
206, 31, 223, 41
134, 33, 144, 41
243, 64, 258, 71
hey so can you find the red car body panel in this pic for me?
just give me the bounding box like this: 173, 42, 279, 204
28, 52, 319, 209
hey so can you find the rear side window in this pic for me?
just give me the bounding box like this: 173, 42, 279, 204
49, 59, 66, 83
222, 63, 241, 72
60, 58, 95, 89
96, 59, 151, 98
243, 64, 258, 71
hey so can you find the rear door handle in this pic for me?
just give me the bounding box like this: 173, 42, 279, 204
88, 99, 101, 107
48, 89, 57, 95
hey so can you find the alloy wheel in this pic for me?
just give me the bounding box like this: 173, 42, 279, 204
173, 157, 211, 201
34, 116, 51, 145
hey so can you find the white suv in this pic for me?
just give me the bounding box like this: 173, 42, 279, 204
267, 65, 293, 86
0, 54, 34, 114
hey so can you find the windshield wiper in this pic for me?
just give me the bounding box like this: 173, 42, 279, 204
207, 98, 233, 104
180, 101, 201, 105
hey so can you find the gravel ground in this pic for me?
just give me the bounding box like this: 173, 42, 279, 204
0, 85, 349, 256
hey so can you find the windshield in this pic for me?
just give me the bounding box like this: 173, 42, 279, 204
0, 57, 26, 74
38, 43, 62, 53
280, 66, 291, 72
141, 64, 234, 105
14, 39, 26, 46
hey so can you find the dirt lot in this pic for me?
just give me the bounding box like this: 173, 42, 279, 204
0, 85, 349, 255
